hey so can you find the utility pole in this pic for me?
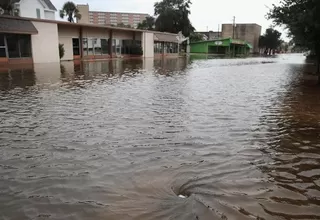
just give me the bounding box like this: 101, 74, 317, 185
217, 24, 220, 38
232, 16, 236, 39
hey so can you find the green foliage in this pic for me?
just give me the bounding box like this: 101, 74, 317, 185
59, 43, 65, 59
268, 0, 320, 59
0, 0, 20, 15
189, 33, 204, 42
60, 1, 81, 23
116, 23, 132, 28
154, 0, 194, 37
258, 28, 282, 54
137, 16, 155, 30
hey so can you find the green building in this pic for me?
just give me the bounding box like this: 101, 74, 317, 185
190, 38, 252, 56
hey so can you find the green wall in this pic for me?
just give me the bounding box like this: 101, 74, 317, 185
190, 42, 208, 53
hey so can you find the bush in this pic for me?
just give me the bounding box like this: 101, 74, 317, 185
59, 43, 65, 59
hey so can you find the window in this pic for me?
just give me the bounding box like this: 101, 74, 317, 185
72, 38, 80, 55
36, 8, 41, 18
112, 39, 121, 54
83, 38, 109, 56
154, 42, 163, 54
6, 34, 32, 58
0, 34, 6, 57
101, 39, 108, 54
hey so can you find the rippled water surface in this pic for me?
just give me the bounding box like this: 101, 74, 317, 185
1, 54, 320, 220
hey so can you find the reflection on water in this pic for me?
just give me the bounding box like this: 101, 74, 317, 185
0, 54, 320, 220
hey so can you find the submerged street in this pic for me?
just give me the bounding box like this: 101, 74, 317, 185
0, 54, 319, 219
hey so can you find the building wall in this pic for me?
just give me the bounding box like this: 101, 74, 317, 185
18, 0, 56, 20
142, 32, 154, 58
113, 30, 134, 40
221, 24, 261, 53
77, 4, 90, 24
44, 10, 55, 20
31, 21, 60, 63
58, 25, 80, 61
82, 27, 110, 38
190, 42, 208, 53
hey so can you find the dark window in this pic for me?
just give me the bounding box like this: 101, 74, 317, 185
72, 38, 80, 55
0, 34, 5, 46
101, 39, 108, 54
6, 34, 20, 58
0, 34, 6, 57
19, 35, 32, 57
6, 34, 32, 58
0, 48, 6, 57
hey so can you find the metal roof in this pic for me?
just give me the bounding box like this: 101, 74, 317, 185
0, 17, 38, 35
154, 33, 178, 43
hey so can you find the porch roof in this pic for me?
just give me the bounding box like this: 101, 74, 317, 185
154, 33, 179, 43
0, 17, 38, 35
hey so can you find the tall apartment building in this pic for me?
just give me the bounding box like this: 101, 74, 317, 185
221, 23, 261, 53
77, 4, 149, 28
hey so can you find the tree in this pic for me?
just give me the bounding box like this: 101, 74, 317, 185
258, 28, 282, 55
154, 0, 194, 37
137, 16, 155, 30
59, 44, 65, 59
116, 23, 131, 28
268, 0, 320, 72
0, 0, 20, 15
60, 1, 81, 23
189, 33, 204, 42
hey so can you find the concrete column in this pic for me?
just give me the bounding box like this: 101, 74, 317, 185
142, 32, 154, 58
108, 29, 113, 58
79, 27, 83, 59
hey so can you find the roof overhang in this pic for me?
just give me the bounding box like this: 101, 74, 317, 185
154, 33, 179, 43
0, 17, 38, 35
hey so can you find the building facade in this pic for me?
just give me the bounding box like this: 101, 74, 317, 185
77, 4, 149, 28
190, 38, 252, 56
14, 0, 57, 20
0, 15, 180, 64
221, 23, 261, 53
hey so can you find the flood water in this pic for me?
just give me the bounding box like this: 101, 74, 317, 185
0, 54, 320, 220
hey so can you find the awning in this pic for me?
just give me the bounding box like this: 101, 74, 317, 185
246, 43, 253, 49
0, 17, 38, 35
154, 33, 179, 43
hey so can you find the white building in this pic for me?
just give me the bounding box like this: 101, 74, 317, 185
15, 0, 57, 20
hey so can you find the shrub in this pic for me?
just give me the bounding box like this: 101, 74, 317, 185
59, 43, 65, 59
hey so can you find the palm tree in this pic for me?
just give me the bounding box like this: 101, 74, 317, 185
0, 0, 20, 16
59, 1, 81, 23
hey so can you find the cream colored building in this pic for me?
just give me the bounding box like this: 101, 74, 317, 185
0, 15, 179, 64
221, 23, 261, 53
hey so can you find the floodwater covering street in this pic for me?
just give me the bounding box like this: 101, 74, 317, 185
0, 54, 320, 220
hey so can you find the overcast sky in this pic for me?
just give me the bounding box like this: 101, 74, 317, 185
53, 0, 286, 37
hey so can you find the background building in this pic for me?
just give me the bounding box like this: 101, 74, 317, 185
221, 23, 261, 53
14, 0, 57, 20
77, 4, 149, 28
195, 31, 221, 41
